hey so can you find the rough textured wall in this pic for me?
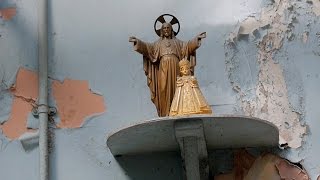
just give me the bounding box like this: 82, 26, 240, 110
0, 0, 319, 179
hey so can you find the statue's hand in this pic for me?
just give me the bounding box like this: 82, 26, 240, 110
129, 36, 138, 44
197, 32, 206, 39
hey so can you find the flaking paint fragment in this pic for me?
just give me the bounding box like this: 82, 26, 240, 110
237, 13, 271, 36
238, 17, 262, 35
307, 0, 320, 16
226, 0, 306, 148
0, 68, 38, 139
52, 79, 105, 128
0, 7, 16, 20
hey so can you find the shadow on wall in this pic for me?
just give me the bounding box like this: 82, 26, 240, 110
115, 152, 183, 180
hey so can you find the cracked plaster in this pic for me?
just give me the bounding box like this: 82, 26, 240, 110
225, 0, 307, 148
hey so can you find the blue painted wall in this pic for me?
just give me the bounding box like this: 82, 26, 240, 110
0, 0, 319, 179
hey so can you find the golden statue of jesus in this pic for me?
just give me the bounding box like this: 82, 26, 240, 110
129, 14, 206, 117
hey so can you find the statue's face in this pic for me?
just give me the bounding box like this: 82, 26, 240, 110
162, 23, 172, 38
180, 65, 191, 76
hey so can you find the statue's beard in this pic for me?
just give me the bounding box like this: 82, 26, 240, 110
161, 31, 174, 39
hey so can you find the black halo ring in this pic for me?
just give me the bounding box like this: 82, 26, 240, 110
154, 14, 180, 37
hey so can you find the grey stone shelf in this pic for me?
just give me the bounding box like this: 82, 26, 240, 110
107, 115, 279, 180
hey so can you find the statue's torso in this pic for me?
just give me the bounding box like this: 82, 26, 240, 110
158, 38, 181, 59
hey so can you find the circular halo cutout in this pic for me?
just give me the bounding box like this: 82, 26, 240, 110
154, 14, 180, 37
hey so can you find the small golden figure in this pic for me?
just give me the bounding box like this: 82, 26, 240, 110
169, 59, 212, 116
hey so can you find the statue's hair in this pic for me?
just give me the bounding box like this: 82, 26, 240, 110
179, 58, 191, 68
160, 23, 175, 39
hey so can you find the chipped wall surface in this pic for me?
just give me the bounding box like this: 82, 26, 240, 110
52, 79, 105, 128
0, 0, 320, 179
0, 68, 38, 139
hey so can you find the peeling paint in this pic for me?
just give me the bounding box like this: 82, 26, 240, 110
1, 98, 34, 139
0, 7, 16, 20
307, 0, 320, 16
225, 0, 306, 148
52, 79, 105, 128
0, 68, 38, 139
237, 12, 271, 36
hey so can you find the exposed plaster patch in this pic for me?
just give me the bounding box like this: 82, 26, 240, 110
0, 7, 16, 20
0, 68, 38, 139
52, 79, 105, 128
238, 11, 271, 36
1, 98, 34, 139
307, 0, 320, 16
226, 0, 306, 148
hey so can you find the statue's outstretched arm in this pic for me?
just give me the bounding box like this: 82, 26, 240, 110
184, 32, 206, 56
129, 36, 150, 56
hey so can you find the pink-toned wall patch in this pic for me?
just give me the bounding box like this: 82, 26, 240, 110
52, 79, 105, 128
0, 68, 38, 139
0, 7, 16, 20
1, 98, 34, 139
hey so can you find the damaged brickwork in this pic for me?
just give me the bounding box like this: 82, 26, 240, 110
225, 0, 307, 148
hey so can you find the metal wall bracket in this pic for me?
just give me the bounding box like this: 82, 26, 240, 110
174, 119, 209, 180
32, 106, 57, 118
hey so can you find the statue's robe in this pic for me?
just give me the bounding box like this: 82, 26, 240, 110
169, 75, 212, 116
133, 37, 201, 117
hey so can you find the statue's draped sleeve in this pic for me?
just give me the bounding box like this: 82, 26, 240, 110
183, 37, 202, 75
133, 39, 161, 113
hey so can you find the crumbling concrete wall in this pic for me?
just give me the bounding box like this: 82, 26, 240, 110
0, 0, 319, 179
